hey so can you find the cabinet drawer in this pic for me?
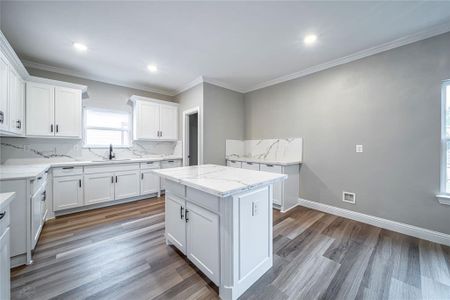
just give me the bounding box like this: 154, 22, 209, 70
0, 204, 10, 237
241, 161, 260, 171
165, 180, 186, 198
53, 166, 83, 177
84, 163, 139, 174
140, 161, 161, 170
31, 172, 47, 196
259, 164, 282, 174
227, 160, 242, 168
186, 187, 220, 213
161, 160, 182, 169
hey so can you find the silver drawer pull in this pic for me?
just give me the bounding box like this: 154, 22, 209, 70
146, 161, 154, 164
62, 166, 74, 170
266, 164, 274, 167
167, 160, 174, 163
0, 211, 5, 220
37, 176, 43, 180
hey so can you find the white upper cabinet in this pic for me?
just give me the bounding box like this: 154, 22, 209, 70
132, 96, 178, 141
0, 50, 25, 135
134, 100, 160, 140
9, 70, 25, 135
54, 87, 82, 137
26, 83, 55, 136
159, 104, 178, 140
26, 82, 82, 138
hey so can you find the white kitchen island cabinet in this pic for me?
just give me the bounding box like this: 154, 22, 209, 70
153, 164, 286, 300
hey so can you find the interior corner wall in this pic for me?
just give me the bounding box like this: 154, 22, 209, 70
176, 83, 204, 164
243, 32, 450, 234
203, 82, 245, 165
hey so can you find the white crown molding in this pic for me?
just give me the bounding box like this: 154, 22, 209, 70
298, 198, 450, 247
175, 76, 205, 95
21, 59, 177, 97
0, 30, 30, 79
246, 21, 450, 93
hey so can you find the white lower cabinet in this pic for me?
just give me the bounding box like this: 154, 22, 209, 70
31, 184, 47, 249
53, 175, 83, 210
165, 195, 186, 253
186, 202, 220, 285
165, 192, 220, 286
115, 170, 140, 200
259, 164, 282, 206
0, 228, 10, 300
84, 173, 115, 205
141, 169, 160, 195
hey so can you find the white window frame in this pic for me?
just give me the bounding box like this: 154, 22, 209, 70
82, 107, 132, 148
437, 80, 450, 205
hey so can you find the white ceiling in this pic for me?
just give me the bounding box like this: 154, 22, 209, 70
2, 1, 450, 96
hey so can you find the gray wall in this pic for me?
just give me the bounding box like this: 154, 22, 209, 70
27, 68, 175, 114
176, 83, 204, 163
244, 32, 450, 234
204, 83, 245, 165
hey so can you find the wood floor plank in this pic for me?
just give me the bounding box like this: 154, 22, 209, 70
11, 197, 450, 300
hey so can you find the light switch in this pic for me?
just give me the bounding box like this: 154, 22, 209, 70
356, 145, 363, 153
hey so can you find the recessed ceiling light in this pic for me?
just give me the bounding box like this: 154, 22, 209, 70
147, 64, 158, 73
303, 34, 317, 45
73, 42, 87, 51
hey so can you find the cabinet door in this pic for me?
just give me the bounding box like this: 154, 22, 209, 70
241, 162, 260, 171
0, 54, 9, 131
26, 82, 55, 136
259, 164, 283, 206
31, 188, 45, 249
186, 202, 220, 285
54, 87, 82, 138
140, 169, 160, 195
165, 195, 186, 253
135, 101, 159, 140
0, 228, 10, 300
8, 70, 24, 135
159, 104, 178, 140
53, 175, 83, 211
114, 170, 140, 200
84, 173, 114, 205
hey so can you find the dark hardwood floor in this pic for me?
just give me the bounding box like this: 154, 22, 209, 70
10, 197, 450, 300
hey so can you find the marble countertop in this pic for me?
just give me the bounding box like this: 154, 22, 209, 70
0, 156, 182, 180
152, 164, 287, 197
226, 156, 302, 166
0, 192, 15, 210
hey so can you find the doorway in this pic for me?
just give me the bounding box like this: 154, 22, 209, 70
183, 107, 201, 166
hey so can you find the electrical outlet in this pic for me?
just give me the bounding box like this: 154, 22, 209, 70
356, 145, 363, 153
343, 191, 356, 204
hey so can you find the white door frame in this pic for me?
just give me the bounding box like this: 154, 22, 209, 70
182, 107, 202, 166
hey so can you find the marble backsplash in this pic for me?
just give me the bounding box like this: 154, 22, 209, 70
226, 138, 303, 162
0, 137, 182, 165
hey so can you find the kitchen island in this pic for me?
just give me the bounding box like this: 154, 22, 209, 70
153, 164, 287, 300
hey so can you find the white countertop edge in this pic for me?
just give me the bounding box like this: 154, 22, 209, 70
226, 157, 302, 166
0, 192, 15, 210
0, 157, 182, 180
156, 172, 288, 197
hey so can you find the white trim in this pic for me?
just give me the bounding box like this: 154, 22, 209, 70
0, 30, 29, 79
129, 95, 178, 106
175, 76, 205, 95
28, 75, 87, 93
182, 106, 203, 166
440, 80, 450, 196
298, 198, 450, 247
202, 77, 246, 93
436, 194, 450, 206
246, 21, 450, 93
22, 59, 176, 97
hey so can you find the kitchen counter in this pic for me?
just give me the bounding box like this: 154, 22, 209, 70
226, 156, 302, 166
0, 192, 15, 210
0, 156, 182, 180
152, 164, 287, 197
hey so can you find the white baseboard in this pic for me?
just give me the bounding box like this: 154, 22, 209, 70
298, 198, 450, 247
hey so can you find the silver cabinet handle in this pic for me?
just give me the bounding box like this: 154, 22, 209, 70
0, 111, 4, 124
79, 179, 82, 188
180, 206, 184, 220
42, 190, 46, 201
141, 173, 144, 180
185, 209, 189, 223
50, 124, 54, 133
0, 211, 5, 220
56, 124, 59, 133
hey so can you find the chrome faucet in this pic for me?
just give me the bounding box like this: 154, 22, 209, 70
109, 144, 115, 160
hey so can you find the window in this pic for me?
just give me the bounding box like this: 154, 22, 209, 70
84, 108, 130, 147
440, 81, 450, 198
